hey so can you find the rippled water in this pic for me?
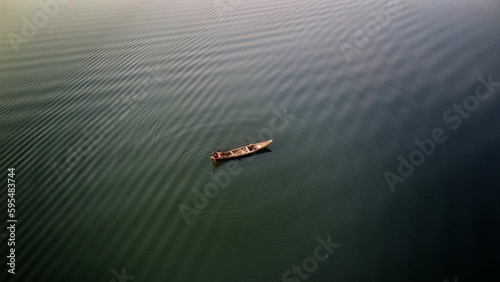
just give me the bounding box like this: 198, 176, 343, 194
1, 0, 499, 281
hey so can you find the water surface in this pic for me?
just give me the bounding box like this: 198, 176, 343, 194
1, 0, 499, 281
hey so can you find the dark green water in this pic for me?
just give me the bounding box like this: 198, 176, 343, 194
1, 0, 499, 281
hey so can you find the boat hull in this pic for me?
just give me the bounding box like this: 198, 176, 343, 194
211, 140, 273, 162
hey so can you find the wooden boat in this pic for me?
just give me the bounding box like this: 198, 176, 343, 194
211, 140, 273, 163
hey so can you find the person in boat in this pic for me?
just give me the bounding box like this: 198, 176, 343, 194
213, 150, 222, 159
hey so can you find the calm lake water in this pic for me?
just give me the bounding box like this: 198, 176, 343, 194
1, 0, 499, 281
